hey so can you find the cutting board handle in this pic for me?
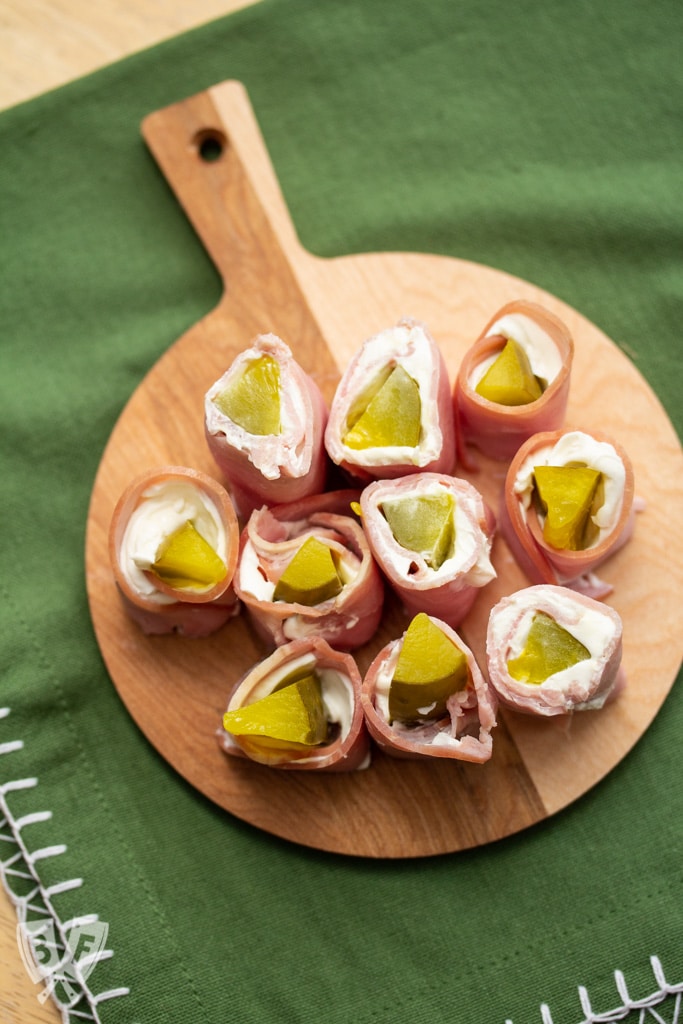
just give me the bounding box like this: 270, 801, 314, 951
141, 81, 340, 397
141, 80, 306, 303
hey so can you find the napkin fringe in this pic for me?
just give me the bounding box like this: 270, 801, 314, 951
505, 955, 683, 1024
0, 707, 131, 1023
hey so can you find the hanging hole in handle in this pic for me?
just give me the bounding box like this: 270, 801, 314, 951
194, 128, 227, 163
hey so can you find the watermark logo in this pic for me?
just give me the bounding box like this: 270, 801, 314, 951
16, 917, 109, 1005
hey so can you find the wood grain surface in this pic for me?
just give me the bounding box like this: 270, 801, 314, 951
0, 4, 256, 1021
84, 81, 683, 858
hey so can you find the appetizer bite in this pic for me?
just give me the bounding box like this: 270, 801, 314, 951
234, 490, 384, 650
486, 585, 625, 715
500, 429, 636, 598
453, 300, 574, 463
324, 318, 455, 482
358, 472, 496, 629
109, 466, 240, 636
220, 637, 370, 771
361, 613, 497, 761
204, 333, 329, 518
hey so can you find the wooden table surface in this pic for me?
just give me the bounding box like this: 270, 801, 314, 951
0, 2, 254, 1019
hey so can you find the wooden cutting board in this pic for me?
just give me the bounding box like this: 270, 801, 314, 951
84, 80, 683, 858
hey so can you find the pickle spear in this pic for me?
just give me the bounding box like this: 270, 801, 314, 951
389, 612, 468, 722
381, 493, 455, 569
273, 536, 343, 606
343, 365, 421, 449
534, 464, 602, 550
223, 674, 328, 750
151, 521, 226, 590
507, 612, 591, 685
214, 354, 281, 435
475, 338, 543, 406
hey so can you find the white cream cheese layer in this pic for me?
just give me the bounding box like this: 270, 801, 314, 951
373, 645, 400, 722
120, 481, 226, 604
513, 430, 625, 544
469, 312, 562, 390
339, 322, 442, 467
490, 589, 618, 696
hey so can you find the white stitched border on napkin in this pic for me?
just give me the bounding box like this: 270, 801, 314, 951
505, 955, 683, 1024
3, 711, 680, 1024
0, 707, 131, 1023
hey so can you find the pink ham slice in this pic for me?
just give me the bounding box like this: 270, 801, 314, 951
109, 466, 240, 636
453, 300, 574, 466
204, 333, 329, 519
361, 615, 497, 762
499, 429, 636, 598
486, 584, 625, 716
324, 318, 455, 483
234, 489, 384, 651
218, 636, 371, 772
358, 472, 496, 630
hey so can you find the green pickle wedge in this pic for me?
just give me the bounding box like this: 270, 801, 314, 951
507, 612, 591, 685
223, 674, 328, 749
151, 521, 226, 590
214, 354, 281, 435
534, 464, 602, 550
381, 493, 455, 569
273, 536, 343, 606
389, 612, 468, 722
343, 365, 421, 450
475, 338, 543, 406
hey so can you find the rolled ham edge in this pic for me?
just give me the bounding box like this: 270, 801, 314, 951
109, 465, 241, 637
499, 429, 637, 599
204, 333, 330, 519
485, 584, 625, 717
217, 636, 371, 772
453, 300, 574, 466
360, 616, 498, 762
234, 489, 385, 651
358, 472, 497, 630
324, 317, 456, 483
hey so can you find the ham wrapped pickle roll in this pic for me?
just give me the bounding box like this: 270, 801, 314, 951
453, 300, 574, 463
361, 613, 497, 761
220, 637, 370, 771
109, 466, 240, 636
234, 490, 384, 650
204, 333, 328, 518
500, 429, 636, 598
358, 473, 496, 629
486, 585, 625, 715
324, 318, 455, 483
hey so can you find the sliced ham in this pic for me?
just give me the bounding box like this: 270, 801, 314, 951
486, 584, 625, 715
109, 466, 240, 636
358, 473, 496, 629
204, 333, 329, 519
218, 637, 371, 771
234, 490, 384, 651
499, 429, 636, 598
453, 300, 574, 465
324, 318, 455, 483
361, 616, 497, 762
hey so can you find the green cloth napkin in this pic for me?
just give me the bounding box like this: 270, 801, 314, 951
1, 0, 682, 1021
